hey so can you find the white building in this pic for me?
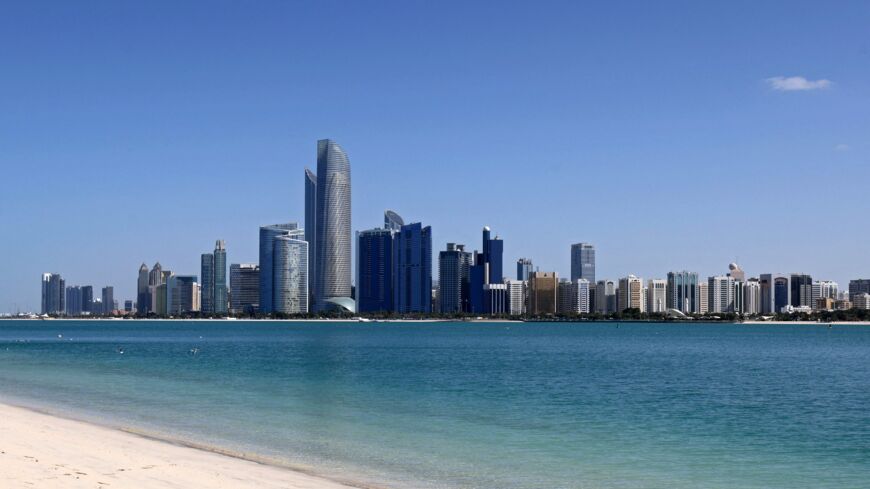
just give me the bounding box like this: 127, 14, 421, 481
646, 279, 667, 313
743, 279, 761, 315
506, 280, 526, 316
708, 275, 735, 313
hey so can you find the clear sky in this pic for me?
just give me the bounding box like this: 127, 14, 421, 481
1, 1, 869, 312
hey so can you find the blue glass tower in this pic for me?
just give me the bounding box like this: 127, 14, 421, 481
469, 226, 504, 314
395, 222, 432, 314
357, 228, 396, 313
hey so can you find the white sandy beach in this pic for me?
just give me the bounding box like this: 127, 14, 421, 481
0, 403, 360, 489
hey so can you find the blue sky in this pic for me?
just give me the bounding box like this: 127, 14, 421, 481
1, 1, 868, 312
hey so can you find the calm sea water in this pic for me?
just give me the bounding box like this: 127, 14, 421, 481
0, 320, 868, 488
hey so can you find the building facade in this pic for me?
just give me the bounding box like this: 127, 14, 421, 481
570, 243, 595, 283
618, 275, 644, 312
395, 223, 432, 314
259, 222, 299, 314
313, 139, 352, 311
529, 271, 558, 315
647, 279, 667, 313
439, 243, 472, 314
273, 233, 309, 314
230, 264, 259, 314
357, 227, 396, 313
667, 271, 699, 313
41, 273, 65, 315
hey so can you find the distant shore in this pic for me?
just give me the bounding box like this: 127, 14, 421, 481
0, 402, 365, 489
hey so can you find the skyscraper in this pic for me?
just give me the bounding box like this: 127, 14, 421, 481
470, 226, 503, 313
516, 258, 533, 281
230, 264, 260, 314
357, 227, 396, 313
618, 275, 644, 312
167, 275, 198, 314
41, 273, 65, 315
101, 286, 114, 315
506, 279, 526, 316
384, 210, 404, 231
743, 279, 762, 315
849, 279, 870, 300
570, 243, 595, 283
528, 272, 558, 315
137, 263, 149, 315
259, 222, 299, 314
213, 240, 227, 314
760, 274, 790, 314
707, 275, 735, 313
395, 222, 432, 314
273, 232, 308, 314
313, 139, 352, 311
790, 273, 813, 308
439, 243, 472, 314
65, 286, 83, 316
81, 285, 94, 314
667, 271, 699, 313
647, 279, 667, 313
200, 252, 214, 313
595, 279, 616, 314
304, 168, 317, 304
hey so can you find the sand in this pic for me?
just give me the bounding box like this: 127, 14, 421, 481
0, 402, 361, 489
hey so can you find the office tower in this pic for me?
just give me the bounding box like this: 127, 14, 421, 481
273, 233, 309, 314
790, 274, 813, 308
698, 281, 709, 314
384, 210, 404, 232
304, 168, 317, 304
618, 275, 644, 312
213, 241, 227, 314
65, 286, 83, 316
259, 222, 299, 313
149, 262, 164, 287
483, 283, 507, 314
733, 280, 744, 314
558, 279, 590, 314
124, 300, 133, 313
595, 280, 616, 314
528, 271, 558, 315
570, 243, 595, 283
41, 273, 65, 315
439, 243, 472, 314
667, 271, 699, 313
727, 263, 746, 282
743, 279, 761, 315
230, 264, 260, 314
816, 281, 839, 300
760, 274, 790, 314
357, 228, 396, 313
395, 223, 432, 313
81, 285, 94, 314
101, 286, 114, 314
313, 139, 352, 311
167, 275, 198, 314
707, 276, 735, 313
137, 263, 149, 315
849, 279, 870, 300
470, 226, 504, 313
506, 280, 526, 316
201, 252, 214, 313
647, 279, 667, 313
516, 258, 533, 281
853, 294, 870, 310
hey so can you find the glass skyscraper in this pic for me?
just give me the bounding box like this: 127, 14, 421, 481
304, 168, 317, 304
273, 232, 308, 314
230, 263, 260, 314
200, 252, 214, 313
259, 222, 299, 313
667, 271, 699, 313
395, 222, 432, 313
570, 243, 595, 283
439, 243, 472, 314
41, 273, 65, 315
516, 258, 533, 281
470, 226, 503, 313
312, 139, 352, 311
357, 228, 396, 313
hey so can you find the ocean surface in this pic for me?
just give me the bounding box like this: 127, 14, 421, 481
0, 320, 868, 489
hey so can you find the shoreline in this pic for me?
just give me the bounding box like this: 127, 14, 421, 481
0, 401, 377, 489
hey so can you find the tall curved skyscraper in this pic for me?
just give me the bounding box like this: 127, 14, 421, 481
314, 139, 352, 310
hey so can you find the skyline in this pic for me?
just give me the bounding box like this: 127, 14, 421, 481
2, 1, 870, 311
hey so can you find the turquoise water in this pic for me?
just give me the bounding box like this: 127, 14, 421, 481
1, 320, 869, 488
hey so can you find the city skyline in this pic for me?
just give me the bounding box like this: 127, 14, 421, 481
2, 2, 869, 312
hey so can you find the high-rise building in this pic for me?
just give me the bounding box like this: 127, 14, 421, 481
558, 279, 591, 314
595, 280, 617, 314
357, 227, 396, 313
570, 243, 595, 283
743, 279, 761, 315
304, 168, 318, 305
667, 271, 699, 313
65, 286, 83, 316
647, 279, 667, 313
506, 279, 526, 316
707, 276, 735, 313
790, 274, 813, 308
101, 286, 114, 314
528, 271, 558, 315
167, 275, 198, 314
483, 283, 507, 315
81, 285, 94, 314
853, 294, 870, 310
201, 240, 228, 314
698, 281, 709, 314
41, 273, 65, 315
760, 274, 790, 314
313, 139, 352, 311
273, 232, 309, 314
137, 263, 149, 315
816, 281, 839, 301
470, 226, 503, 313
849, 279, 870, 301
201, 252, 214, 313
438, 243, 472, 314
259, 222, 299, 314
618, 275, 644, 312
516, 258, 533, 281
384, 210, 404, 232
230, 264, 260, 314
395, 223, 432, 314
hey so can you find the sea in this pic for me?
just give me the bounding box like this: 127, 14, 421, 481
1, 320, 868, 489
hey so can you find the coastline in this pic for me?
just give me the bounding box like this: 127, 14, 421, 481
0, 401, 371, 489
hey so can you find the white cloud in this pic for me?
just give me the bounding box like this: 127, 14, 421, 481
834, 144, 850, 151
766, 76, 832, 91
